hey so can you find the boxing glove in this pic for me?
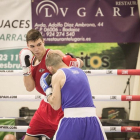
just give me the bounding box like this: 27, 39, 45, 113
62, 55, 80, 67
19, 48, 33, 76
65, 53, 75, 58
40, 72, 52, 98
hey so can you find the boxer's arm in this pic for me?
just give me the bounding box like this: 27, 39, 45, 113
75, 58, 84, 68
19, 48, 35, 91
24, 75, 35, 92
47, 70, 65, 110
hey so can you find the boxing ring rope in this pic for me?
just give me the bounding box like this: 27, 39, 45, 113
1, 70, 140, 135
0, 95, 140, 101
1, 69, 140, 76
0, 125, 140, 132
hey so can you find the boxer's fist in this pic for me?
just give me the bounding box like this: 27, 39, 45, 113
65, 53, 75, 58
62, 55, 80, 67
19, 48, 33, 76
40, 72, 52, 96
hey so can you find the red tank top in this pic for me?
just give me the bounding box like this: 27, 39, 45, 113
31, 49, 50, 95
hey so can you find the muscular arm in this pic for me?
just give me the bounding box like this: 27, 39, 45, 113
77, 58, 84, 68
23, 75, 35, 92
47, 70, 65, 110
19, 48, 35, 92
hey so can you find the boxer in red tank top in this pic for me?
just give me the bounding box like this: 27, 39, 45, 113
19, 29, 83, 140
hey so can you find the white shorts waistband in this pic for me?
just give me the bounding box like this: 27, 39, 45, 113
64, 107, 96, 118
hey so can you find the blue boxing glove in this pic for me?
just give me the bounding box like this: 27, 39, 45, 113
40, 72, 52, 98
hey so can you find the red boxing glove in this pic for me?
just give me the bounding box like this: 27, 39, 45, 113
62, 55, 80, 67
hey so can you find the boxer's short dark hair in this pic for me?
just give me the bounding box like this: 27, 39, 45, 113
26, 29, 43, 43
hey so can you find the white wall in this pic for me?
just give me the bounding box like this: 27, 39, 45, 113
89, 75, 134, 118
129, 46, 140, 120
0, 74, 134, 118
0, 76, 40, 117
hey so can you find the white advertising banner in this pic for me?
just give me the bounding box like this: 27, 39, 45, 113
0, 0, 32, 70
0, 0, 32, 49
